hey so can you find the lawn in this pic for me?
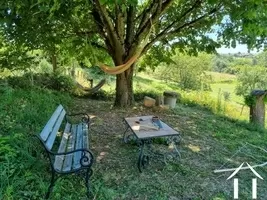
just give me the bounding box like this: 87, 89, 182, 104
1, 87, 267, 199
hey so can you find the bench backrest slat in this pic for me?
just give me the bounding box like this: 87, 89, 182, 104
40, 105, 66, 150
73, 124, 83, 169
62, 124, 77, 172
54, 123, 71, 171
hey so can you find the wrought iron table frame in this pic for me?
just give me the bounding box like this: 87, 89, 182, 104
123, 116, 181, 172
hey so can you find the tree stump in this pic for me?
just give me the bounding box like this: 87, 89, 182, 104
249, 90, 267, 127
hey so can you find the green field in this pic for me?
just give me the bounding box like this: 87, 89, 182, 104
207, 72, 243, 105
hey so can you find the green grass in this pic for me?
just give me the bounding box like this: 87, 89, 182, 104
0, 87, 72, 199
1, 72, 267, 199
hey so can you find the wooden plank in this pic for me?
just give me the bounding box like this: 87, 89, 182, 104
83, 123, 89, 149
62, 125, 77, 172
82, 123, 91, 166
54, 123, 71, 171
40, 105, 64, 141
73, 124, 83, 169
45, 109, 66, 150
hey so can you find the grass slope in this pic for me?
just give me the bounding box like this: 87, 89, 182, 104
1, 87, 267, 199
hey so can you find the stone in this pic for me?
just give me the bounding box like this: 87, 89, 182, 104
144, 96, 156, 107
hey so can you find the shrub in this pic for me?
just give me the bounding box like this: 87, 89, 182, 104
87, 89, 114, 100
134, 90, 159, 102
0, 88, 71, 199
51, 73, 75, 92
6, 73, 76, 92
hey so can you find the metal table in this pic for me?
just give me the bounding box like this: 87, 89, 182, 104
123, 115, 181, 172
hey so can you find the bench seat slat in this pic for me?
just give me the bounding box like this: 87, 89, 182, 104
82, 123, 91, 166
40, 105, 64, 141
54, 123, 71, 171
83, 123, 89, 149
62, 125, 77, 172
73, 124, 83, 169
45, 109, 66, 150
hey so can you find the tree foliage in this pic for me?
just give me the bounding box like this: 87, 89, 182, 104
236, 65, 267, 96
2, 0, 267, 106
156, 52, 212, 90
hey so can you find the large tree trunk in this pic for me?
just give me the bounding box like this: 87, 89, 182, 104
114, 63, 135, 107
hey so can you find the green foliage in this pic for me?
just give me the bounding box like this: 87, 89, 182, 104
3, 0, 267, 106
212, 54, 233, 73
6, 73, 76, 92
134, 90, 159, 102
0, 88, 71, 199
155, 52, 213, 91
255, 50, 267, 67
87, 89, 114, 101
244, 94, 256, 106
236, 65, 267, 96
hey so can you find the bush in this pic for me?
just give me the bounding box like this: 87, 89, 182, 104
7, 73, 76, 92
0, 88, 71, 199
134, 90, 159, 102
88, 89, 114, 101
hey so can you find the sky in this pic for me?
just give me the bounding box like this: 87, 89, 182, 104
216, 44, 261, 54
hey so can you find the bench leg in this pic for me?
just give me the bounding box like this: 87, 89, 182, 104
85, 169, 93, 198
45, 171, 56, 199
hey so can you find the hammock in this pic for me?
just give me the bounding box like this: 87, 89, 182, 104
77, 79, 106, 94
92, 19, 153, 75
99, 53, 139, 75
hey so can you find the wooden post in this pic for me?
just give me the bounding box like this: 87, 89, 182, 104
249, 90, 267, 128
250, 95, 265, 127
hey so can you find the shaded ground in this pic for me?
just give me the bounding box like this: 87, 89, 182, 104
51, 98, 267, 200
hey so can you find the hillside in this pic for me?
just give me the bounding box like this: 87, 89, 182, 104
1, 87, 267, 199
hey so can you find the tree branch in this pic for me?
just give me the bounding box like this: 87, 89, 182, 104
92, 0, 125, 62
134, 0, 174, 48
115, 1, 125, 44
93, 0, 120, 48
141, 5, 220, 55
125, 5, 136, 52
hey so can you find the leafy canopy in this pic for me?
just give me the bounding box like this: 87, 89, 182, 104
2, 0, 267, 66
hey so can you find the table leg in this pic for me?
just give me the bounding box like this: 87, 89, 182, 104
137, 140, 150, 173
123, 126, 136, 144
164, 135, 182, 164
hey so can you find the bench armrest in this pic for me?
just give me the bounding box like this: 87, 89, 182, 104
49, 148, 94, 168
65, 113, 90, 124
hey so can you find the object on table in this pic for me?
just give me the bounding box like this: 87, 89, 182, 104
152, 116, 163, 129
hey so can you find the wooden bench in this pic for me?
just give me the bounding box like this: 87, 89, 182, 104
37, 104, 94, 199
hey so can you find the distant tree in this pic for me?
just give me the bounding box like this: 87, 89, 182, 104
255, 51, 267, 67
236, 66, 267, 96
156, 52, 212, 90
212, 55, 233, 73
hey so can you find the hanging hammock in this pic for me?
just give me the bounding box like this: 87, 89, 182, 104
77, 79, 106, 94
90, 18, 153, 75
98, 53, 140, 75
